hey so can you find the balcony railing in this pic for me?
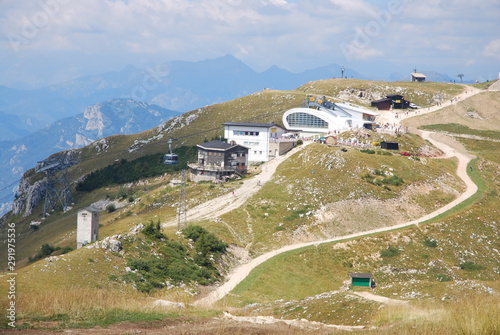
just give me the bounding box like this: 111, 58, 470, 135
187, 162, 246, 172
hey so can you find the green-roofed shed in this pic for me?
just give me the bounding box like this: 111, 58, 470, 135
350, 273, 374, 287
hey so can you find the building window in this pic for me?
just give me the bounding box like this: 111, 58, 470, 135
286, 112, 328, 128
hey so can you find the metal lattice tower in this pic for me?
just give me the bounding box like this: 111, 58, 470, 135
35, 155, 77, 218
177, 169, 187, 232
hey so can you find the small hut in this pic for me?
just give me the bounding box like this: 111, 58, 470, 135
380, 141, 399, 150
411, 72, 426, 82
350, 273, 375, 287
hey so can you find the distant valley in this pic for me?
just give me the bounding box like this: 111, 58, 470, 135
0, 99, 178, 215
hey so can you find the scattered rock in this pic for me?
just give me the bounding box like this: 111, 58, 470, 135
100, 235, 123, 252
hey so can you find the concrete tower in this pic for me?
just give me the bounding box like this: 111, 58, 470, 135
77, 207, 100, 249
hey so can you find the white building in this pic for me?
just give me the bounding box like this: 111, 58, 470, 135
77, 207, 99, 249
282, 96, 378, 136
223, 122, 288, 163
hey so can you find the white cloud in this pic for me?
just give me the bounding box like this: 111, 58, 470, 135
483, 39, 500, 60
0, 0, 499, 85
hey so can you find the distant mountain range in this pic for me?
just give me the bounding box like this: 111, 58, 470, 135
0, 55, 364, 142
0, 99, 178, 215
0, 55, 466, 216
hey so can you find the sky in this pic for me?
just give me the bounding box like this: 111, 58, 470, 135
0, 0, 499, 88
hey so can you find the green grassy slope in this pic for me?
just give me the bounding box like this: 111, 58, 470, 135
221, 90, 500, 332
2, 79, 489, 332
1, 79, 466, 270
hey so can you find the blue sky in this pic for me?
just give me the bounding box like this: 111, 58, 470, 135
1, 0, 499, 88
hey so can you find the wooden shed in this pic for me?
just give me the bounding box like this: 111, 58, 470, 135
380, 141, 399, 150
350, 273, 374, 287
371, 98, 393, 110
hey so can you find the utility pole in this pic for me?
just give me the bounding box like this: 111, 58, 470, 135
177, 169, 187, 232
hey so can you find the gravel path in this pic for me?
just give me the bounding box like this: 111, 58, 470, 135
162, 142, 312, 228
194, 86, 481, 307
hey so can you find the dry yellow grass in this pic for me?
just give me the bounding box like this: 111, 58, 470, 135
371, 294, 500, 335
402, 91, 500, 131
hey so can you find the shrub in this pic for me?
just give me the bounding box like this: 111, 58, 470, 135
142, 220, 166, 240
423, 238, 438, 248
360, 149, 375, 154
61, 246, 73, 254
28, 243, 56, 262
124, 225, 228, 293
460, 261, 486, 271
380, 246, 400, 258
106, 204, 116, 213
437, 274, 452, 282
296, 139, 303, 145
381, 175, 404, 186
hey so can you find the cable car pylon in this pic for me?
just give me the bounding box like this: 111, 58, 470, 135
177, 169, 187, 232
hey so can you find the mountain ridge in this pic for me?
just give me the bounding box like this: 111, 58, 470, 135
0, 99, 179, 216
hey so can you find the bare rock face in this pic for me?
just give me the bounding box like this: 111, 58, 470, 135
12, 177, 47, 217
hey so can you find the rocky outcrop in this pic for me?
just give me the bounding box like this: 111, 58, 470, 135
99, 235, 123, 253
11, 176, 47, 217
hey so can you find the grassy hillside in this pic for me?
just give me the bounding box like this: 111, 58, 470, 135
219, 90, 500, 333
3, 79, 492, 333
1, 79, 466, 270
402, 91, 500, 132
297, 79, 464, 107
210, 136, 463, 257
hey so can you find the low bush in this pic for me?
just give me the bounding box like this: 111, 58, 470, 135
380, 246, 400, 258
460, 261, 486, 271
106, 204, 116, 213
142, 220, 166, 240
381, 175, 404, 186
423, 238, 438, 248
436, 274, 452, 282
28, 243, 56, 263
123, 225, 228, 293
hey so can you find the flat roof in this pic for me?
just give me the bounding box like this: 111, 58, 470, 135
350, 273, 372, 278
411, 73, 426, 78
223, 122, 284, 128
79, 207, 100, 213
197, 140, 248, 151
371, 98, 393, 103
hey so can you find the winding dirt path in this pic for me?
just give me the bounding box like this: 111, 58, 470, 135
195, 86, 481, 307
161, 142, 312, 229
